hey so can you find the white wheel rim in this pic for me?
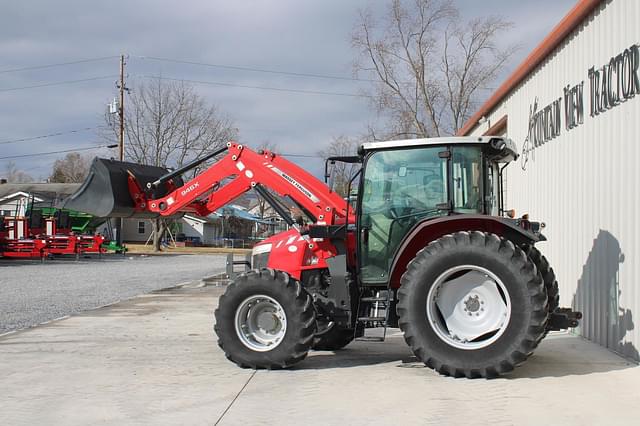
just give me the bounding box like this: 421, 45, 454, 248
426, 265, 511, 350
234, 295, 287, 352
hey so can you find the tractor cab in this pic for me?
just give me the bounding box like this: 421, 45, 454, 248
357, 136, 517, 285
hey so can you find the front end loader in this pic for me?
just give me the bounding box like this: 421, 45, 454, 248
66, 137, 581, 378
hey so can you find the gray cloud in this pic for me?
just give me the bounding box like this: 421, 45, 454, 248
0, 0, 574, 179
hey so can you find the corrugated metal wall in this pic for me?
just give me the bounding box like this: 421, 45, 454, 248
471, 0, 640, 361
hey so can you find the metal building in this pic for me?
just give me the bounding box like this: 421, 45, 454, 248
460, 0, 639, 361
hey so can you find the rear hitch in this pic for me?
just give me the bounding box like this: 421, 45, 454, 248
548, 308, 583, 330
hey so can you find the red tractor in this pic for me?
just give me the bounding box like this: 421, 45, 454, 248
66, 136, 580, 378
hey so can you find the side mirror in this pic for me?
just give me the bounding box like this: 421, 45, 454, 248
398, 166, 407, 177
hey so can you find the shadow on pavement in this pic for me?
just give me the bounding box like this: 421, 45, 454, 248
294, 333, 636, 379
295, 336, 417, 370
508, 334, 636, 379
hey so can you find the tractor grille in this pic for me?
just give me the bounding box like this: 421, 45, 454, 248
252, 252, 270, 270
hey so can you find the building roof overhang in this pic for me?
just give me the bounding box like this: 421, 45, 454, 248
0, 191, 44, 204
457, 0, 602, 136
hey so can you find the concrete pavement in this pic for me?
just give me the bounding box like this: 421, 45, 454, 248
0, 254, 226, 333
1, 282, 638, 425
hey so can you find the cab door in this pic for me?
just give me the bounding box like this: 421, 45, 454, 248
358, 146, 448, 285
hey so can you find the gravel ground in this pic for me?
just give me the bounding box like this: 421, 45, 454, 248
0, 254, 226, 334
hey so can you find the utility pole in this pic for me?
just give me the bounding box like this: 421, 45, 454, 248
115, 54, 127, 247
119, 54, 125, 162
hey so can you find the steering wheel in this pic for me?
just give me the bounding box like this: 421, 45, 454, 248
366, 201, 405, 219
387, 199, 424, 220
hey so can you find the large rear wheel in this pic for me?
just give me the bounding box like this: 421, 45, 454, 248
398, 231, 548, 378
526, 245, 560, 313
214, 268, 316, 369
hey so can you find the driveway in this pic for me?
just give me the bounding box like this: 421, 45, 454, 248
1, 282, 638, 425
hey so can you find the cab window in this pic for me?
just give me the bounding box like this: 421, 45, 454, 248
360, 147, 447, 283
451, 147, 483, 213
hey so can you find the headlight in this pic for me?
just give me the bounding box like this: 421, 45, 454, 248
252, 243, 272, 256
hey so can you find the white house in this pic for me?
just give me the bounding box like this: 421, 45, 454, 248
0, 183, 80, 218
181, 214, 218, 245
0, 191, 42, 217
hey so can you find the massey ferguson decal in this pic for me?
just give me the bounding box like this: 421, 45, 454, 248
181, 182, 200, 197
267, 165, 321, 203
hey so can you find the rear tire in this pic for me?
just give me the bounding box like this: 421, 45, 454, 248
526, 245, 559, 339
526, 245, 560, 313
214, 268, 316, 369
398, 231, 548, 378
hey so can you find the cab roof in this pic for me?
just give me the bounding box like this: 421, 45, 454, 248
359, 136, 518, 163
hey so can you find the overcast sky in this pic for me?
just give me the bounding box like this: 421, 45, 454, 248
0, 0, 575, 180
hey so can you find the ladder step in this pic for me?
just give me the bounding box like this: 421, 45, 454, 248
357, 316, 386, 322
360, 296, 389, 303
361, 283, 388, 289
355, 336, 385, 342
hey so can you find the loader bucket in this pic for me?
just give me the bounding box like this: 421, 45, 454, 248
61, 157, 182, 218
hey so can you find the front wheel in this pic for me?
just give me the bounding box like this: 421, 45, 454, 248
214, 269, 316, 369
398, 231, 548, 378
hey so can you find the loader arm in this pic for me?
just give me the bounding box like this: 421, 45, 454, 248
130, 142, 350, 226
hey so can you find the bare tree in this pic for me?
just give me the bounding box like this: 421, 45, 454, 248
318, 136, 361, 197
105, 78, 237, 171
104, 78, 237, 251
3, 161, 34, 183
352, 0, 515, 137
49, 152, 91, 183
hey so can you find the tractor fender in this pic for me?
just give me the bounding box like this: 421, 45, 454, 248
388, 214, 541, 289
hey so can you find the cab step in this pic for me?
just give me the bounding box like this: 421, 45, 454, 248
360, 296, 389, 303
357, 316, 386, 322
355, 288, 393, 342
355, 335, 385, 342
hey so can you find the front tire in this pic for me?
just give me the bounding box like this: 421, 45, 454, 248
398, 231, 548, 378
214, 268, 316, 369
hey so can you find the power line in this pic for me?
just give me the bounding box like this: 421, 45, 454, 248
280, 153, 322, 158
0, 75, 118, 93
136, 55, 378, 83
0, 144, 117, 160
0, 127, 103, 146
137, 73, 483, 102
139, 75, 372, 98
0, 56, 119, 74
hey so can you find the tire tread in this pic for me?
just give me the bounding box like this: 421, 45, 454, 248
398, 231, 549, 378
214, 268, 315, 369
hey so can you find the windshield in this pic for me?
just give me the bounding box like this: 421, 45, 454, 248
360, 147, 448, 283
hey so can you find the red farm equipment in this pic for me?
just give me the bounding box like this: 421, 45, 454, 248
0, 213, 106, 259
0, 217, 48, 259
65, 137, 581, 378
